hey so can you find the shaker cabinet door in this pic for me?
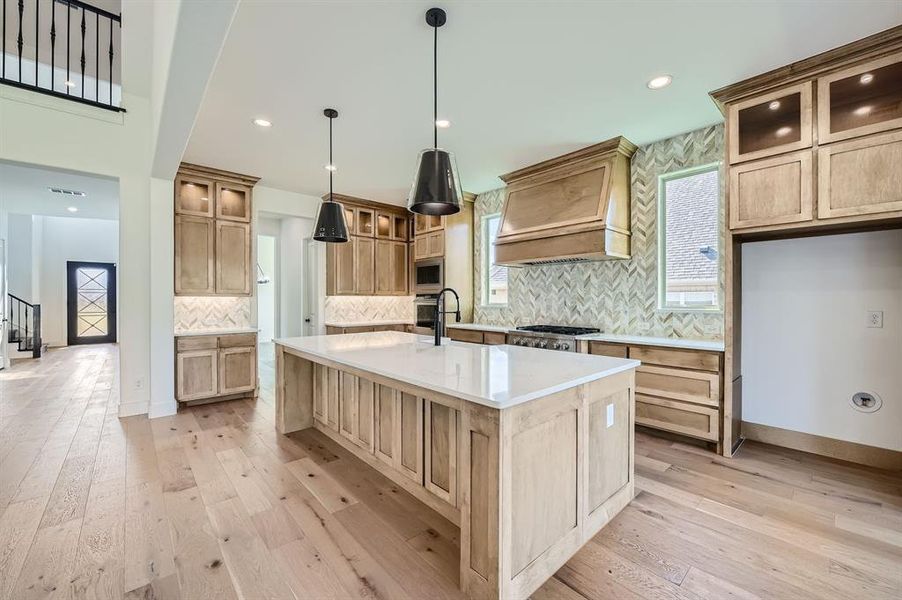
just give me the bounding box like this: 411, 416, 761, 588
176, 349, 218, 401
218, 346, 257, 395
729, 150, 813, 230
175, 215, 215, 295
424, 401, 458, 506
215, 221, 252, 295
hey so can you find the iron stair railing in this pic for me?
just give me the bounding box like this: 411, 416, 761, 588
8, 293, 42, 358
1, 0, 123, 111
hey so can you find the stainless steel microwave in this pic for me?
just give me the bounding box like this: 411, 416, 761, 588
413, 258, 443, 294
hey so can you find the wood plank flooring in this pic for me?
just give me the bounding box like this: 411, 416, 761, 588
1, 344, 900, 599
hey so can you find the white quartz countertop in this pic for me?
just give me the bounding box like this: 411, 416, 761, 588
445, 323, 512, 333
275, 331, 639, 409
576, 333, 725, 352
175, 327, 259, 337
325, 320, 414, 328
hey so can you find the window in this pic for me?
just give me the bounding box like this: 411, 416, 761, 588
482, 214, 508, 306
658, 164, 721, 310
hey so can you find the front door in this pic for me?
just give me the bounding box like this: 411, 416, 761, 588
67, 261, 117, 345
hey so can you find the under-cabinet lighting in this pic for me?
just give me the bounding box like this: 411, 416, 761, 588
775, 126, 793, 137
646, 75, 672, 90
859, 73, 874, 84
768, 101, 780, 110
253, 118, 273, 127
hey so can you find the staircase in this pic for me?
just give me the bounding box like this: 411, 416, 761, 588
7, 294, 43, 359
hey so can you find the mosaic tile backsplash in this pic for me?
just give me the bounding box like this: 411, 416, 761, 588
174, 296, 252, 332
324, 296, 415, 323
473, 125, 725, 341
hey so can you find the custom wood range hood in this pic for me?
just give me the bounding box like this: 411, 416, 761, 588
494, 136, 637, 266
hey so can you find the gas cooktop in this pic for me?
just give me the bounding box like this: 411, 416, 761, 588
516, 325, 601, 336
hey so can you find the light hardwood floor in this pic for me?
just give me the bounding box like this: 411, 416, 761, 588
1, 344, 900, 599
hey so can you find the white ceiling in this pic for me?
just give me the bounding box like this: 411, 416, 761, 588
185, 0, 902, 205
0, 161, 119, 220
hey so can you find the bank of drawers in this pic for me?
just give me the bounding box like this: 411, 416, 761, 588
588, 342, 723, 442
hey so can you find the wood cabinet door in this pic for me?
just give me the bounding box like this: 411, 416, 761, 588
729, 150, 813, 230
339, 371, 359, 442
356, 378, 375, 453
175, 175, 215, 217
176, 349, 218, 401
218, 346, 256, 395
414, 235, 429, 260
392, 215, 408, 241
175, 215, 215, 295
427, 230, 445, 257
215, 221, 252, 295
215, 183, 252, 222
328, 238, 356, 296
424, 401, 458, 506
817, 129, 902, 220
313, 363, 328, 425
355, 237, 375, 294
391, 241, 408, 294
374, 384, 397, 466
375, 212, 393, 239
374, 240, 393, 295
326, 367, 340, 431
727, 82, 812, 164
356, 208, 375, 237
818, 51, 902, 145
396, 392, 424, 483
414, 213, 428, 235
586, 388, 631, 522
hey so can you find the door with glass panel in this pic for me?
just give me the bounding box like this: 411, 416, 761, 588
67, 262, 117, 345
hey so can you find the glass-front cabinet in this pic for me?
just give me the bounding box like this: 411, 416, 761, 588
728, 82, 813, 164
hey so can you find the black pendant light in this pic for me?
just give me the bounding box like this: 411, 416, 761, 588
314, 108, 350, 242
407, 7, 463, 216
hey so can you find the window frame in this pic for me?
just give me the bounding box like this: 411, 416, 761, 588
481, 212, 508, 307
657, 162, 723, 313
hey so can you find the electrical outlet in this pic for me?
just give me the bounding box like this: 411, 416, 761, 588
867, 310, 883, 328
135, 377, 145, 390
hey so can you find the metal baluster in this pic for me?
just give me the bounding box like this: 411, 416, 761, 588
17, 0, 23, 82
24, 304, 29, 345
80, 8, 85, 97
66, 0, 70, 94
108, 18, 113, 105
2, 0, 6, 79
51, 0, 56, 89
34, 0, 38, 86
95, 12, 98, 101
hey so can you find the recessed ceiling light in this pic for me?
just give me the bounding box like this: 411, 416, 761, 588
253, 118, 272, 127
859, 73, 874, 84
768, 101, 781, 110
775, 126, 793, 137
435, 119, 451, 128
67, 206, 78, 213
646, 75, 672, 90
854, 105, 872, 116
324, 163, 337, 172
64, 80, 76, 88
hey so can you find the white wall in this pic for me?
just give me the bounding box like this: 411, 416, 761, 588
742, 230, 902, 451
257, 234, 276, 342
37, 217, 119, 347
6, 214, 33, 301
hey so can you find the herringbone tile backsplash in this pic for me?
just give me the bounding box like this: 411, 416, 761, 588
324, 296, 415, 322
473, 125, 725, 341
174, 296, 252, 332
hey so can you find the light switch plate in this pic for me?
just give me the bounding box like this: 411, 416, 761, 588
606, 403, 615, 428
867, 310, 883, 328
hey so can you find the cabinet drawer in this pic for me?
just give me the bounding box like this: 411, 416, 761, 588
176, 335, 218, 351
483, 332, 507, 345
449, 329, 483, 344
218, 333, 257, 348
636, 365, 720, 407
588, 341, 628, 358
628, 346, 721, 372
636, 394, 718, 442
344, 326, 375, 334
729, 150, 813, 230
817, 129, 902, 220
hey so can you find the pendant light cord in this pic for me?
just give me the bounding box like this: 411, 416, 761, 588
433, 22, 438, 149
329, 114, 334, 202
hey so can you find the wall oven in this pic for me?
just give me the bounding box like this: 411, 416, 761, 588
414, 295, 439, 332
413, 258, 444, 294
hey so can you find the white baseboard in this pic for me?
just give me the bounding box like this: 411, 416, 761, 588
118, 400, 149, 418
149, 400, 178, 419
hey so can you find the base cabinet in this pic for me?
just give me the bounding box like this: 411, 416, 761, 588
424, 401, 458, 506
175, 333, 258, 402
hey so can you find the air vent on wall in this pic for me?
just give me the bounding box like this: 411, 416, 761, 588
48, 187, 86, 197
524, 257, 589, 266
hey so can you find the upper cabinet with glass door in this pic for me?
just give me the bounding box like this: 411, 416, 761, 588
728, 82, 813, 164
215, 183, 252, 222
818, 51, 902, 144
175, 175, 215, 217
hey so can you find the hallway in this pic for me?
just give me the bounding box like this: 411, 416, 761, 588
1, 345, 900, 599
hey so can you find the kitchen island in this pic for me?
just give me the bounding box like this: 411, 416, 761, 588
274, 331, 639, 600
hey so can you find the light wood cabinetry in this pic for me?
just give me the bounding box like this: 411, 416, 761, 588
424, 401, 458, 506
326, 195, 412, 296
174, 164, 258, 296
313, 363, 340, 431
413, 230, 445, 260
339, 372, 375, 452
587, 341, 724, 447
728, 82, 813, 164
175, 332, 258, 403
325, 323, 410, 335
817, 129, 902, 219
729, 150, 813, 229
447, 327, 508, 345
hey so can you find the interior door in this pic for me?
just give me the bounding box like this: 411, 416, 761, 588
303, 238, 319, 336
67, 261, 117, 345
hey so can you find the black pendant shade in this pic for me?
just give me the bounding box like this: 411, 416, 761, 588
408, 148, 463, 215
313, 201, 349, 242
408, 7, 462, 216
314, 108, 350, 243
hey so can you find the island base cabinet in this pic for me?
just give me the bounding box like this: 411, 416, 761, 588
460, 370, 636, 600
312, 364, 340, 432
339, 372, 375, 452
425, 401, 458, 506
